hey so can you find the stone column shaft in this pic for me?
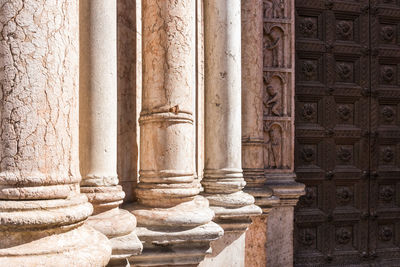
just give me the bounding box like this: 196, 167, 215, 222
79, 0, 142, 264
203, 0, 261, 232
128, 1, 223, 265
0, 1, 111, 265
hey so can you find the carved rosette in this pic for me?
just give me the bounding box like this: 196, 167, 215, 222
263, 0, 305, 206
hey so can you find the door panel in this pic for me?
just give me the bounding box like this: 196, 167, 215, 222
369, 0, 400, 263
294, 0, 373, 265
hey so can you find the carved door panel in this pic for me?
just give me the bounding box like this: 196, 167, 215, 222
294, 0, 370, 265
369, 0, 400, 263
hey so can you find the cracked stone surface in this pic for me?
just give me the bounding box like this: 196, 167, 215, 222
129, 0, 224, 265
0, 1, 111, 265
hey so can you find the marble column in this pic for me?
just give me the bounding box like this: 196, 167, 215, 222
0, 1, 111, 265
241, 0, 280, 265
127, 1, 223, 266
203, 0, 262, 233
79, 0, 142, 265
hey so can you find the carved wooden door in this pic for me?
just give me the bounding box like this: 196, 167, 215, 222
294, 0, 400, 265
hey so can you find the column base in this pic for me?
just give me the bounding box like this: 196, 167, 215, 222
244, 187, 280, 214
0, 225, 111, 266
126, 196, 224, 266
266, 173, 305, 206
0, 194, 112, 266
129, 222, 223, 266
84, 208, 143, 264
205, 191, 262, 232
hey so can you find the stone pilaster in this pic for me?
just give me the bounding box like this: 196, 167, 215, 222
241, 0, 280, 265
262, 0, 304, 207
79, 0, 142, 265
241, 0, 280, 214
202, 0, 262, 233
127, 1, 223, 266
0, 1, 111, 265
262, 0, 304, 266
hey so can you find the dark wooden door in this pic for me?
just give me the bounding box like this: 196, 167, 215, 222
294, 0, 400, 265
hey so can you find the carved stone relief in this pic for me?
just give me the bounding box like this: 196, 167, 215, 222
264, 73, 287, 116
263, 0, 294, 173
264, 123, 283, 168
264, 0, 286, 19
264, 121, 291, 170
264, 25, 285, 68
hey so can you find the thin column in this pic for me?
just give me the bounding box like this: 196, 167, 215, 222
128, 1, 223, 266
0, 1, 111, 265
203, 0, 262, 232
79, 0, 142, 265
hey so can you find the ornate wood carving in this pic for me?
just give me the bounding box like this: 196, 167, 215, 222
294, 0, 400, 265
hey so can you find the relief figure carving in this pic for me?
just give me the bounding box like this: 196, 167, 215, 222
264, 26, 284, 67
264, 85, 281, 116
264, 0, 285, 19
264, 124, 282, 168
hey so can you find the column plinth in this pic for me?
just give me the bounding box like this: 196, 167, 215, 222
80, 0, 142, 264
203, 0, 262, 232
0, 0, 111, 265
128, 1, 223, 265
265, 173, 305, 207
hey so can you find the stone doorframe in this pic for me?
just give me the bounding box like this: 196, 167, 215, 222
243, 0, 305, 266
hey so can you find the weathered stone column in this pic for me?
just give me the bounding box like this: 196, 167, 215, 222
0, 1, 111, 265
241, 0, 280, 265
262, 0, 304, 266
127, 1, 223, 266
203, 0, 262, 232
79, 0, 142, 265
